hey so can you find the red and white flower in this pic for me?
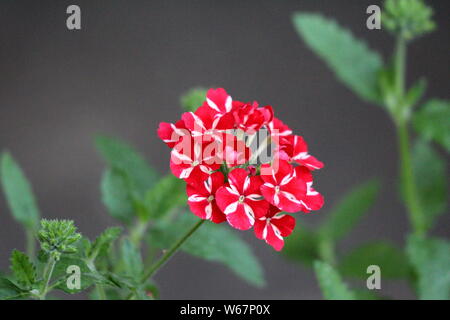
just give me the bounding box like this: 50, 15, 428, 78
254, 205, 296, 251
294, 166, 324, 213
157, 120, 189, 148
233, 102, 273, 133
216, 168, 269, 230
260, 160, 307, 213
170, 136, 220, 183
186, 172, 226, 223
277, 135, 324, 170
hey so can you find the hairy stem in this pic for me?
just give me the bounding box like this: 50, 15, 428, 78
39, 257, 57, 300
25, 228, 35, 258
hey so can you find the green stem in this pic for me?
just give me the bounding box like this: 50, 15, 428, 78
396, 123, 425, 236
318, 239, 336, 265
39, 257, 57, 300
392, 35, 425, 236
140, 219, 205, 283
25, 229, 35, 258
129, 220, 149, 247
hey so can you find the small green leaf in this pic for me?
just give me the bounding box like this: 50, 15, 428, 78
413, 99, 450, 152
10, 250, 37, 287
407, 235, 450, 300
120, 239, 144, 280
180, 88, 207, 112
0, 278, 28, 300
404, 78, 426, 108
142, 174, 187, 220
89, 227, 122, 261
0, 152, 40, 229
314, 261, 356, 300
148, 214, 265, 287
319, 180, 380, 242
292, 13, 383, 103
410, 140, 447, 231
282, 224, 319, 267
339, 241, 411, 279
101, 169, 135, 223
95, 135, 158, 197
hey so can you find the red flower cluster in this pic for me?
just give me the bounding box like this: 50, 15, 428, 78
158, 88, 324, 250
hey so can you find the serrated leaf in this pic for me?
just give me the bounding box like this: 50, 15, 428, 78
292, 13, 383, 103
413, 99, 450, 152
180, 88, 207, 112
319, 179, 380, 242
339, 241, 410, 279
142, 174, 187, 220
0, 278, 29, 300
407, 235, 450, 300
148, 214, 265, 287
120, 239, 144, 280
101, 169, 135, 223
411, 140, 447, 231
95, 135, 158, 199
89, 227, 122, 261
314, 261, 356, 300
282, 224, 319, 267
10, 250, 37, 287
0, 152, 40, 229
52, 257, 96, 294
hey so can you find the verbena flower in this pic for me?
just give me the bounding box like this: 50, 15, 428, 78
158, 88, 324, 250
38, 219, 81, 261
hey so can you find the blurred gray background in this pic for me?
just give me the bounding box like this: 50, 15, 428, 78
0, 0, 448, 299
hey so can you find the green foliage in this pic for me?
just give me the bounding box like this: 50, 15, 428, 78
292, 13, 383, 103
410, 140, 447, 231
96, 135, 159, 223
339, 241, 410, 279
120, 239, 144, 280
10, 250, 37, 288
180, 88, 207, 112
101, 169, 135, 224
319, 180, 380, 242
0, 278, 28, 300
282, 225, 319, 267
313, 261, 355, 300
148, 214, 265, 287
0, 152, 40, 230
52, 257, 97, 294
88, 227, 122, 261
142, 174, 187, 220
383, 0, 436, 40
38, 219, 82, 261
407, 236, 450, 299
413, 99, 450, 153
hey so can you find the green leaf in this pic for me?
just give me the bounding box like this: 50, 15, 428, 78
10, 250, 37, 288
314, 261, 356, 300
95, 135, 158, 197
413, 99, 450, 152
180, 88, 207, 112
120, 239, 144, 280
52, 257, 96, 294
319, 179, 380, 242
411, 140, 447, 231
0, 278, 28, 300
404, 78, 426, 108
148, 214, 265, 287
282, 224, 319, 267
292, 13, 383, 103
0, 152, 40, 229
89, 227, 122, 261
101, 169, 135, 223
339, 241, 410, 279
142, 174, 187, 220
407, 235, 450, 300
